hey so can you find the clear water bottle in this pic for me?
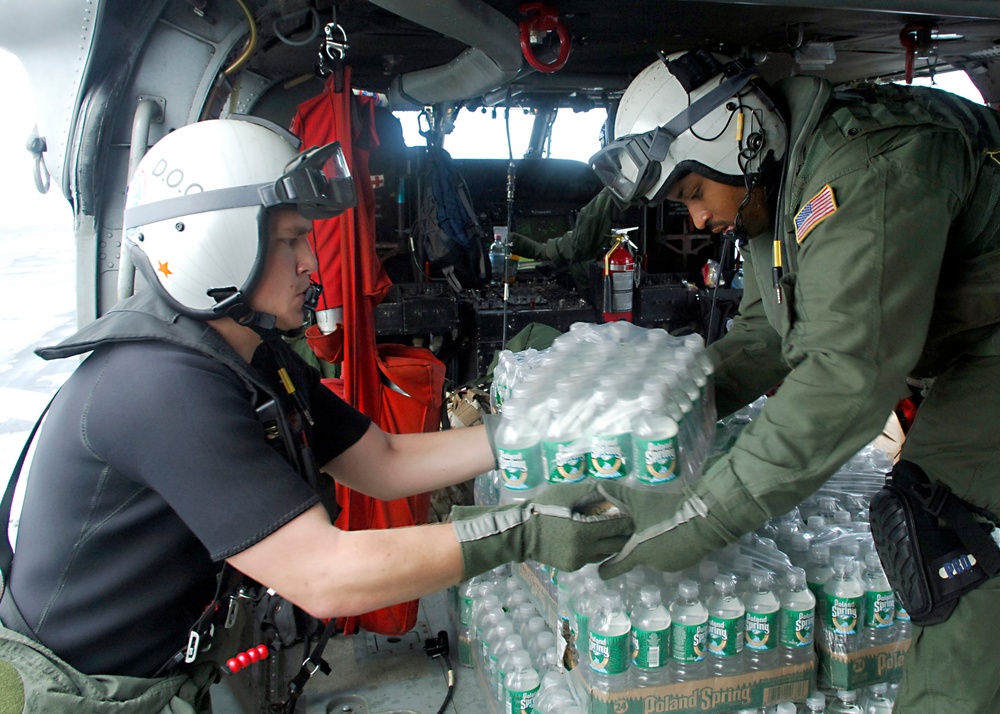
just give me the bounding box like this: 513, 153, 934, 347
860, 683, 894, 714
512, 602, 538, 641
779, 567, 816, 666
535, 644, 560, 677
570, 576, 604, 671
806, 543, 834, 618
502, 650, 540, 714
708, 574, 745, 676
533, 672, 574, 714
619, 568, 647, 618
629, 390, 682, 490
523, 615, 548, 654
540, 389, 590, 485
669, 579, 708, 682
486, 619, 516, 687
587, 385, 632, 481
825, 556, 864, 655
457, 579, 480, 667
802, 690, 827, 713
769, 704, 797, 714
473, 596, 501, 665
495, 400, 544, 504
743, 571, 779, 671
788, 532, 811, 570
861, 550, 895, 646
495, 635, 525, 703
630, 585, 671, 687
827, 689, 863, 714
588, 592, 631, 692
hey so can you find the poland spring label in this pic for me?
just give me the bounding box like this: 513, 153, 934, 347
631, 626, 669, 669
589, 630, 629, 675
670, 621, 707, 664
826, 596, 861, 635
779, 608, 815, 648
744, 610, 777, 651
633, 435, 679, 485
541, 439, 587, 483
497, 447, 538, 490
708, 614, 744, 658
589, 434, 629, 479
864, 590, 895, 629
504, 684, 538, 714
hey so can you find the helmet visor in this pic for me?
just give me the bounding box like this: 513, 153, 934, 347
589, 64, 758, 206
589, 127, 672, 205
124, 141, 357, 229
267, 141, 356, 219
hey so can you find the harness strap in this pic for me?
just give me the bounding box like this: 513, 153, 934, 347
0, 394, 58, 639
282, 618, 337, 713
920, 481, 1000, 577
899, 460, 1000, 577
0, 394, 56, 591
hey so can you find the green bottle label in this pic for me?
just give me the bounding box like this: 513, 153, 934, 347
826, 595, 861, 635
708, 614, 744, 657
744, 610, 777, 652
864, 590, 895, 628
460, 595, 474, 626
589, 434, 629, 479
631, 626, 669, 669
896, 602, 911, 622
633, 435, 679, 485
498, 447, 538, 490
504, 684, 539, 714
670, 621, 707, 664
779, 608, 815, 648
541, 440, 587, 483
589, 630, 630, 675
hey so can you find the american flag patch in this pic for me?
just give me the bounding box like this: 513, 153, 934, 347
794, 184, 837, 243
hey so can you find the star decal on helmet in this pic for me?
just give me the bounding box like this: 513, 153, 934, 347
158, 261, 173, 278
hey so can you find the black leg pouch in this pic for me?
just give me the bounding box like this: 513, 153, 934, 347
869, 460, 1000, 626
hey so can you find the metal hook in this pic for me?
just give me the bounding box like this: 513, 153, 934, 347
324, 23, 349, 60
322, 6, 349, 61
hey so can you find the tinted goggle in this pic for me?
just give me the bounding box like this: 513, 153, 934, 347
589, 128, 672, 206
589, 67, 757, 206
124, 141, 356, 230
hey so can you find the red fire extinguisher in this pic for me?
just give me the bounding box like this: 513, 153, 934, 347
602, 228, 639, 323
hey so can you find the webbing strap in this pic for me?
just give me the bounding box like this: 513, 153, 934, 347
930, 487, 1000, 577
282, 619, 337, 713
0, 394, 58, 641
0, 394, 57, 593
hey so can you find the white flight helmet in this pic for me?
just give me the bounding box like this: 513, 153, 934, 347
123, 117, 354, 326
591, 49, 787, 206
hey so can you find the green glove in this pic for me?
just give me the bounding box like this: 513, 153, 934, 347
594, 473, 767, 579
451, 482, 634, 579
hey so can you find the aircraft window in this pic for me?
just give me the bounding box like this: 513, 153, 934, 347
898, 70, 985, 104
395, 107, 608, 162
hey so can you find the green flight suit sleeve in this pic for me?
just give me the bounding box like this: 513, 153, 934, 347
694, 125, 975, 545
509, 188, 615, 263
706, 246, 789, 418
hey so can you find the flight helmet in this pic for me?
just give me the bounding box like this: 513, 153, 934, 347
590, 49, 787, 207
123, 117, 355, 327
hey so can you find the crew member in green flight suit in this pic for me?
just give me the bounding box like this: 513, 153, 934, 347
589, 48, 1000, 713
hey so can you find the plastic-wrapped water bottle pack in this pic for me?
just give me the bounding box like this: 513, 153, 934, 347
483, 321, 717, 506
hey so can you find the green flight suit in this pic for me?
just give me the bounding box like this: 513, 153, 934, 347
509, 187, 615, 293
701, 77, 1000, 713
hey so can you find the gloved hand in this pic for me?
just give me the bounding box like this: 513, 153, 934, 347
594, 480, 734, 580
451, 482, 634, 579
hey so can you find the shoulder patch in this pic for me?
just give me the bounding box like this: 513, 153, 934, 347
794, 184, 838, 244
